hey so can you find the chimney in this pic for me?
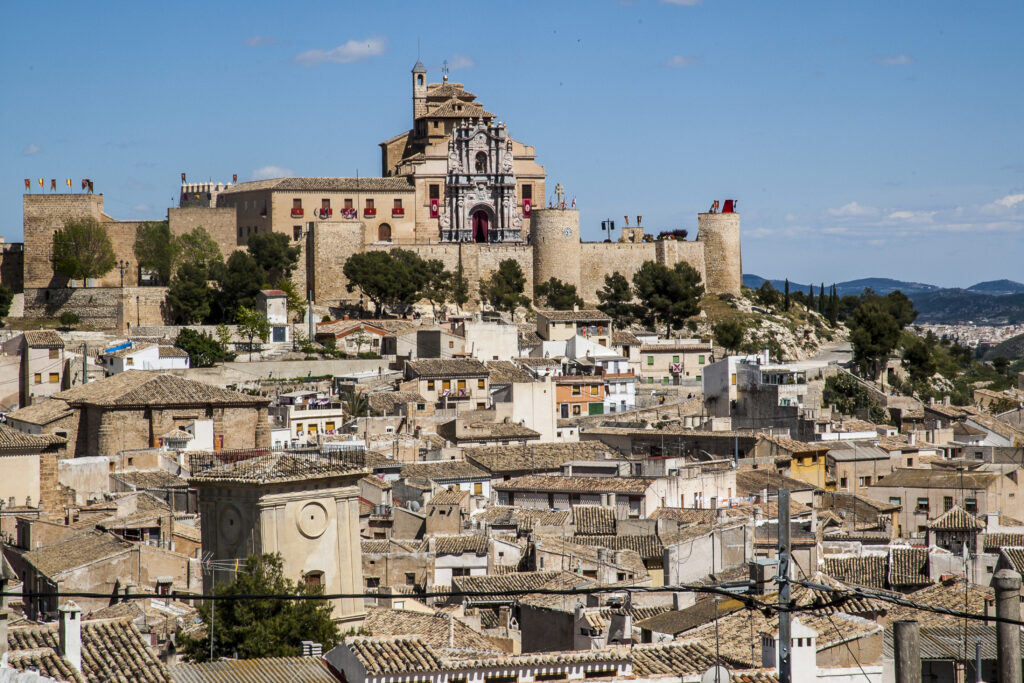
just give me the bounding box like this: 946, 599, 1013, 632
908, 432, 916, 446
943, 396, 950, 406
498, 605, 511, 630
301, 640, 323, 657
58, 601, 82, 672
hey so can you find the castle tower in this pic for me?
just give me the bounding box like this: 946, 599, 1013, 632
697, 207, 742, 297
412, 59, 427, 119
531, 208, 581, 298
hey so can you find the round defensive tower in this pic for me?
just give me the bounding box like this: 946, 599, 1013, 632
697, 210, 742, 297
531, 208, 581, 299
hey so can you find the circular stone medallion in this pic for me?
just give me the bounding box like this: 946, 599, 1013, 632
297, 501, 329, 538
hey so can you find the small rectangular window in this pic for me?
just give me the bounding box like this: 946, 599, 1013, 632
890, 497, 901, 505
965, 498, 977, 513
293, 225, 302, 240
292, 198, 302, 209
572, 386, 581, 396
405, 572, 416, 585
344, 198, 353, 210
48, 372, 59, 383
590, 385, 599, 396
731, 374, 737, 386
365, 198, 374, 209
474, 482, 483, 495
33, 373, 42, 384
522, 184, 532, 200
572, 404, 582, 416
477, 379, 485, 389
49, 349, 59, 359
672, 355, 679, 363
699, 355, 705, 364
457, 379, 466, 390
321, 198, 330, 210
427, 380, 435, 390
943, 496, 953, 512
442, 380, 451, 391
647, 356, 654, 366
917, 497, 929, 511
429, 184, 440, 200
394, 198, 403, 209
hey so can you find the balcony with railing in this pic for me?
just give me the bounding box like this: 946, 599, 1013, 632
291, 207, 304, 218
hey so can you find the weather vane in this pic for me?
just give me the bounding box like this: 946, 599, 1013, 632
442, 60, 449, 82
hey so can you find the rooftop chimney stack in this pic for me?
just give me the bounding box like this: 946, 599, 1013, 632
58, 601, 82, 672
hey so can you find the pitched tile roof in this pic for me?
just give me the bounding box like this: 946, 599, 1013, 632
189, 453, 365, 486
5, 398, 74, 426
222, 176, 416, 193
984, 532, 1024, 551
472, 506, 570, 529
344, 636, 443, 675
871, 468, 997, 490
401, 459, 488, 482
5, 646, 86, 682
427, 488, 468, 506
363, 608, 502, 657
432, 535, 488, 555
572, 505, 616, 535
757, 435, 830, 454
885, 579, 993, 628
367, 390, 426, 413
630, 641, 744, 677
360, 474, 392, 491
452, 570, 585, 604
110, 469, 187, 489
537, 309, 610, 321
493, 474, 653, 494
405, 358, 489, 378
735, 469, 821, 495
1000, 547, 1024, 574
928, 505, 984, 531
168, 656, 337, 683
485, 360, 535, 384
361, 539, 426, 554
634, 598, 743, 636
0, 422, 66, 449
464, 441, 619, 476
22, 330, 66, 349
611, 329, 641, 345
158, 345, 190, 359
22, 529, 134, 577
824, 555, 888, 590
8, 617, 172, 682
439, 420, 541, 443
889, 547, 932, 587
54, 371, 268, 407
575, 534, 665, 561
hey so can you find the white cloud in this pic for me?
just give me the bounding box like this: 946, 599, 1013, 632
252, 165, 292, 180
133, 204, 151, 212
827, 201, 878, 217
244, 35, 280, 47
445, 54, 476, 71
661, 0, 702, 5
22, 143, 40, 156
887, 210, 935, 223
994, 193, 1024, 208
876, 54, 914, 66
293, 37, 386, 67
665, 55, 699, 68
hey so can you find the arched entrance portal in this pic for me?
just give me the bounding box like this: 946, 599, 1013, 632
377, 223, 392, 242
472, 210, 489, 243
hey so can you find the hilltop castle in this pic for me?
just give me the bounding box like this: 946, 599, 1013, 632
17, 63, 742, 324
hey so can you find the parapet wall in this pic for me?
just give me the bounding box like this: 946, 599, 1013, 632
22, 286, 169, 330
23, 194, 104, 289
168, 207, 239, 261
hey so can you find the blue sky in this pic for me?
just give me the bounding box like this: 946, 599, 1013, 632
2, 0, 1022, 287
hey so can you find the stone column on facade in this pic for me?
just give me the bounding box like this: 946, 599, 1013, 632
96, 414, 118, 458
254, 407, 271, 448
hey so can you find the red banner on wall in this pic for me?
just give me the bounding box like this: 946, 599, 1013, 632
523, 198, 532, 217
429, 198, 439, 218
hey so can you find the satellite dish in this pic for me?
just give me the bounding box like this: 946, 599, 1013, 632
701, 665, 731, 683
408, 501, 421, 512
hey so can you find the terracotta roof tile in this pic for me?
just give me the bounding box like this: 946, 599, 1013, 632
464, 441, 619, 476
54, 371, 268, 407
572, 505, 616, 535
494, 474, 652, 495
222, 176, 416, 193
363, 608, 501, 657
405, 358, 489, 378
22, 330, 65, 349
345, 636, 442, 675
928, 505, 984, 531
23, 529, 134, 577
189, 452, 364, 486
168, 656, 336, 682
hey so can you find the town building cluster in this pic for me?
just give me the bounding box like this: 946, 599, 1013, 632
0, 64, 1021, 683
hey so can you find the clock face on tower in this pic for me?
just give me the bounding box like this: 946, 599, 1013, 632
562, 227, 572, 237
219, 505, 242, 544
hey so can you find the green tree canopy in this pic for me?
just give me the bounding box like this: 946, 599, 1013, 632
168, 262, 214, 324
596, 272, 643, 327
52, 217, 116, 283
901, 334, 937, 382
0, 284, 13, 326
179, 554, 338, 662
848, 301, 901, 378
419, 258, 452, 320
755, 281, 783, 309
448, 262, 470, 310
535, 277, 584, 310
174, 328, 233, 367
134, 221, 179, 285
247, 232, 300, 284
214, 251, 264, 321
479, 259, 530, 314
713, 320, 744, 355
342, 249, 430, 317
177, 226, 224, 275
236, 306, 270, 360
632, 261, 704, 337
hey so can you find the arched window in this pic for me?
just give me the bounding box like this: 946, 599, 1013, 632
304, 571, 323, 590
417, 74, 424, 86
475, 152, 487, 173
378, 223, 392, 242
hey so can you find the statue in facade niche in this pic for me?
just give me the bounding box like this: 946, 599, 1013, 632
448, 140, 461, 173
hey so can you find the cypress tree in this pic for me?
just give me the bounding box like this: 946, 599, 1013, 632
808, 284, 815, 311
818, 283, 826, 314
784, 279, 790, 311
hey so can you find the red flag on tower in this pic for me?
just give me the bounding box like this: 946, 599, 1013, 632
50, 179, 56, 191
38, 178, 43, 188
81, 179, 88, 190
232, 173, 238, 183
181, 172, 186, 182
571, 197, 576, 208
87, 180, 94, 193
24, 179, 30, 191
624, 215, 629, 226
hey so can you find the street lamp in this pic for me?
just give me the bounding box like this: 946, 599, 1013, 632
601, 219, 616, 242
118, 260, 129, 288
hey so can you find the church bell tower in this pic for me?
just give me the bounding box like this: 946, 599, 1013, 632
412, 59, 427, 120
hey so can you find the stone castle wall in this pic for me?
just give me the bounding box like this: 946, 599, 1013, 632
167, 207, 238, 261
0, 243, 24, 292
23, 194, 104, 289
21, 286, 169, 330
531, 209, 581, 292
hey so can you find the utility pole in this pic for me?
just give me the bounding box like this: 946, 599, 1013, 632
777, 487, 791, 683
894, 620, 921, 683
994, 568, 1021, 683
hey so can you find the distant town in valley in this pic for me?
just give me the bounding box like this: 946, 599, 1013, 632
2, 10, 1023, 683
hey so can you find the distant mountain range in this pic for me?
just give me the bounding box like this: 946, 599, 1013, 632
742, 275, 1024, 324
